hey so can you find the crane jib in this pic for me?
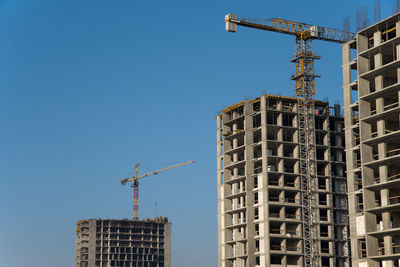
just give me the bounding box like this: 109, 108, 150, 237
119, 160, 194, 220
228, 17, 354, 43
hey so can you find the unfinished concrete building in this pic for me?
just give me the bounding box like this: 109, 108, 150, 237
217, 95, 350, 267
342, 12, 400, 267
75, 218, 171, 267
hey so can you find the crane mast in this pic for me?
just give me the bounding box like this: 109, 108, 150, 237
225, 13, 354, 267
121, 160, 194, 220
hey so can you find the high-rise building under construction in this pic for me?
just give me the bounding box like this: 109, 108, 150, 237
216, 95, 350, 267
342, 12, 400, 267
75, 218, 171, 267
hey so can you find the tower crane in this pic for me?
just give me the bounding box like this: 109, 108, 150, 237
121, 160, 194, 221
225, 14, 354, 267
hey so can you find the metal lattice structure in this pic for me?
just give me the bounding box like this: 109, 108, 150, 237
293, 38, 320, 267
225, 13, 354, 267
120, 160, 194, 220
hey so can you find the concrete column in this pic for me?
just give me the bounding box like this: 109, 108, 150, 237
381, 188, 390, 207
375, 75, 383, 91
342, 41, 351, 65
88, 220, 97, 267
357, 34, 369, 53
396, 45, 400, 61
233, 137, 238, 149
396, 22, 400, 37
233, 152, 238, 163
374, 31, 382, 47
164, 223, 172, 267
243, 102, 256, 267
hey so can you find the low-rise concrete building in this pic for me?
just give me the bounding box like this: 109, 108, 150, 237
75, 218, 171, 267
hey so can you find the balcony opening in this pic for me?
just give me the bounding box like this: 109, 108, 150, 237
267, 127, 279, 141
267, 99, 278, 109
254, 207, 259, 220
270, 255, 282, 265
358, 239, 367, 258
282, 101, 295, 112
255, 240, 260, 252
253, 101, 261, 112
321, 256, 330, 267
253, 130, 262, 143
267, 112, 279, 125
253, 114, 261, 128
352, 88, 359, 104
283, 160, 295, 173
287, 240, 300, 252
389, 189, 400, 205
318, 178, 327, 190
316, 132, 326, 145
254, 176, 258, 189
236, 120, 244, 131
254, 192, 258, 205
284, 175, 297, 188
356, 193, 364, 212
321, 241, 330, 254
354, 172, 363, 190
269, 222, 283, 235
383, 69, 398, 88
317, 162, 327, 176
319, 193, 328, 206
282, 113, 295, 127
286, 223, 300, 236
269, 206, 281, 219
320, 209, 328, 222
287, 256, 301, 267
268, 173, 280, 186
283, 128, 295, 142
270, 238, 282, 251
255, 223, 260, 236
268, 189, 281, 202
283, 144, 295, 158
286, 207, 298, 220
267, 157, 278, 172
285, 191, 298, 204
329, 119, 336, 131
253, 145, 262, 159
316, 147, 326, 161
315, 117, 325, 130
391, 211, 400, 228
376, 214, 383, 231
267, 142, 278, 156
254, 160, 262, 174
320, 225, 329, 237
386, 114, 400, 133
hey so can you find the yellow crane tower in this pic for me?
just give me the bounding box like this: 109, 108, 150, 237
225, 14, 354, 267
120, 160, 194, 221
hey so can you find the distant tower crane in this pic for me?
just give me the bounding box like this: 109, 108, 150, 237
121, 160, 194, 221
224, 14, 354, 267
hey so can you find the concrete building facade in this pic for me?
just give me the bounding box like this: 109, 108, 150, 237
217, 95, 350, 267
342, 13, 400, 267
75, 218, 171, 267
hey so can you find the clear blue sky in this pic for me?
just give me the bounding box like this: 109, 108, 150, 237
0, 0, 395, 266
